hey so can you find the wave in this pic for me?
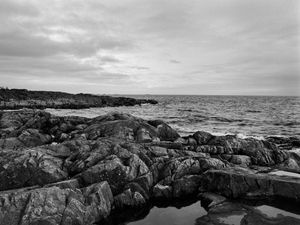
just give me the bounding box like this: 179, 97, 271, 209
273, 121, 300, 127
245, 110, 261, 113
210, 116, 244, 123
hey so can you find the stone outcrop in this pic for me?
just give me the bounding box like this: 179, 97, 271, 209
0, 88, 158, 110
0, 109, 299, 224
199, 168, 300, 200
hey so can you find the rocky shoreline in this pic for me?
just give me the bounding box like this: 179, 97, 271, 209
0, 109, 300, 225
0, 88, 158, 110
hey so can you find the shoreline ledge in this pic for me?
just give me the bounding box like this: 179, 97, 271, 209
0, 88, 158, 110
0, 109, 300, 224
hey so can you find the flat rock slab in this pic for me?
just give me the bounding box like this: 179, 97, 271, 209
200, 168, 300, 200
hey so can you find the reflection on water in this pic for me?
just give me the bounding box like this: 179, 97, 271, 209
102, 200, 207, 225
127, 201, 206, 225
102, 199, 300, 225
217, 213, 246, 225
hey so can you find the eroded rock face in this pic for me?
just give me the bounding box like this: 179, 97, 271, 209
0, 181, 113, 225
199, 168, 300, 200
0, 148, 68, 191
0, 110, 299, 225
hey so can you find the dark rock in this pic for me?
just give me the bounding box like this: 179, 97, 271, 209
221, 154, 252, 166
153, 183, 172, 199
156, 123, 180, 141
173, 175, 202, 198
199, 168, 300, 201
0, 181, 113, 225
193, 131, 214, 145
18, 128, 51, 147
114, 189, 146, 208
0, 109, 299, 224
266, 136, 300, 150
0, 148, 68, 191
0, 88, 158, 110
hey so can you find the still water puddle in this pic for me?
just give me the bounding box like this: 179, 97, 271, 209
102, 201, 207, 225
127, 201, 206, 225
103, 200, 300, 225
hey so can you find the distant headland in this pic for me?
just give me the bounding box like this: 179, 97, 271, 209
0, 88, 158, 110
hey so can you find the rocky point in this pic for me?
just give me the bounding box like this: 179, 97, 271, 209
0, 109, 299, 225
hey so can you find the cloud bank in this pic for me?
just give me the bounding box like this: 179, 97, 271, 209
0, 0, 299, 95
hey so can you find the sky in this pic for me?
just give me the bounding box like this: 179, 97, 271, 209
0, 0, 299, 96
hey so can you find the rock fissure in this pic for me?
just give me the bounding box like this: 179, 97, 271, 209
0, 110, 299, 224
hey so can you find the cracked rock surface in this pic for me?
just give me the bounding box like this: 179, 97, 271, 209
0, 109, 299, 225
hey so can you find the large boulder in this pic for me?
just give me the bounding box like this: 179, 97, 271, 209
193, 131, 214, 145
173, 175, 202, 198
148, 119, 180, 141
153, 183, 173, 199
79, 154, 149, 195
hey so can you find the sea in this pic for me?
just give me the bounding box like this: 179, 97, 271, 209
47, 95, 300, 139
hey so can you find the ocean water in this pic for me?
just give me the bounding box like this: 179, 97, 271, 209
47, 95, 300, 138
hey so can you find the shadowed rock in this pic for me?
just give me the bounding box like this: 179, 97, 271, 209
0, 110, 299, 224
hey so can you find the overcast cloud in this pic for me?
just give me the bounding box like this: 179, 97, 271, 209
0, 0, 299, 95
